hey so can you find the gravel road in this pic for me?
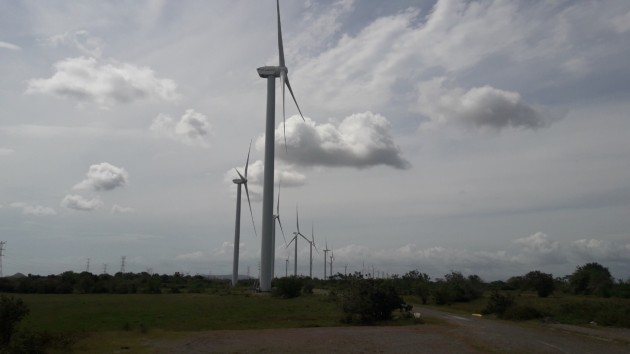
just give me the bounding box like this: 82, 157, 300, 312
153, 306, 630, 353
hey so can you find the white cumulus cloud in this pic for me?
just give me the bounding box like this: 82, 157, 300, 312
263, 112, 409, 169
61, 194, 103, 211
416, 78, 552, 131
175, 251, 204, 261
74, 162, 128, 191
224, 160, 307, 202
111, 205, 136, 214
26, 56, 179, 109
571, 239, 630, 262
0, 41, 21, 51
9, 202, 56, 216
150, 109, 211, 147
43, 30, 103, 57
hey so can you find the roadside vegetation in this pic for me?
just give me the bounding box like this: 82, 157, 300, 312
0, 262, 628, 352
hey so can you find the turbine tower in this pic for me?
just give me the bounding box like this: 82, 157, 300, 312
258, 0, 305, 292
323, 241, 330, 280
329, 248, 334, 278
308, 223, 318, 278
231, 141, 257, 286
286, 206, 308, 277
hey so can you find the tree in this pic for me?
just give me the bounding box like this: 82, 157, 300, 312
524, 271, 554, 297
0, 295, 30, 346
569, 262, 614, 297
340, 277, 409, 324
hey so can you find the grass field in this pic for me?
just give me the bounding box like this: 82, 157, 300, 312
14, 292, 342, 333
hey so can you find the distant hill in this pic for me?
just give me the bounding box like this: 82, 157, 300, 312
8, 272, 26, 279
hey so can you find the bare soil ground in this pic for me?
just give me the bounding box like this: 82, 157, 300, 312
151, 307, 630, 353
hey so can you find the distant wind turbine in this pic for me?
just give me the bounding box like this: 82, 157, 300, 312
323, 241, 330, 280
258, 0, 306, 292
287, 206, 308, 277
231, 141, 257, 287
272, 179, 286, 278
308, 223, 318, 278
329, 248, 334, 278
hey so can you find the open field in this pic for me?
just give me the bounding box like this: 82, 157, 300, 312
14, 292, 342, 333
5, 291, 630, 353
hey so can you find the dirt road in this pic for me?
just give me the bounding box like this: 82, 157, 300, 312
154, 306, 630, 353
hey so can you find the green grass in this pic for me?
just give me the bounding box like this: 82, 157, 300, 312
12, 292, 343, 333
407, 292, 630, 327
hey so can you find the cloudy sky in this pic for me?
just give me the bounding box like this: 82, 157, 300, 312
1, 0, 629, 281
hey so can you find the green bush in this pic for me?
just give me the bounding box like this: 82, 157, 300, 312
340, 278, 409, 324
0, 295, 30, 346
482, 291, 515, 317
502, 305, 542, 321
272, 277, 303, 298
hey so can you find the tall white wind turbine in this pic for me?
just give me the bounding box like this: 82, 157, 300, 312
258, 0, 306, 291
231, 141, 257, 286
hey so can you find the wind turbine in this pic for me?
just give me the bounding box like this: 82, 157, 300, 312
329, 248, 334, 278
287, 206, 308, 277
323, 241, 330, 280
307, 223, 318, 278
231, 141, 257, 287
258, 0, 306, 292
272, 180, 286, 278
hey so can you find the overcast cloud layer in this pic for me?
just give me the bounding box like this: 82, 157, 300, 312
1, 0, 629, 280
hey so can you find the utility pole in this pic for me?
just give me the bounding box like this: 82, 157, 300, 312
120, 256, 126, 273
86, 258, 90, 273
0, 241, 6, 277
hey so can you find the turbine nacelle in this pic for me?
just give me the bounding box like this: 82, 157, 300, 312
257, 66, 282, 78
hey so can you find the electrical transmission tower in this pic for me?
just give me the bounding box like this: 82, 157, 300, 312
120, 256, 126, 273
0, 241, 6, 277
86, 258, 90, 273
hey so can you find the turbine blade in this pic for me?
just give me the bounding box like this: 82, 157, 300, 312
311, 224, 318, 251
276, 177, 282, 215
295, 205, 300, 233
285, 77, 305, 122
244, 182, 257, 237
244, 139, 252, 178
277, 217, 287, 245
277, 0, 285, 68
286, 234, 296, 248
235, 168, 245, 181
281, 71, 287, 152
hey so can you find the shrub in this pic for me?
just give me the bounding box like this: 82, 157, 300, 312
302, 282, 314, 294
524, 271, 554, 297
340, 278, 408, 324
569, 262, 614, 297
502, 305, 542, 321
0, 295, 30, 346
272, 277, 303, 298
482, 291, 515, 317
